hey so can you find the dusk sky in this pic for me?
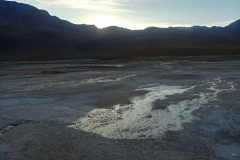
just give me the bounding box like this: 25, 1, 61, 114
11, 0, 240, 29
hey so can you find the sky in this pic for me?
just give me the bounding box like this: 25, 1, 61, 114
10, 0, 240, 29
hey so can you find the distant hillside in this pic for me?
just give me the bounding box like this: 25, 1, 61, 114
0, 0, 239, 61
78, 34, 240, 57
0, 1, 99, 35
225, 19, 240, 33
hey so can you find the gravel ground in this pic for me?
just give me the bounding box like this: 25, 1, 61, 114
0, 59, 240, 160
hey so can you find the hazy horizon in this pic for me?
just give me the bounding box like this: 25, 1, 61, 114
7, 0, 240, 29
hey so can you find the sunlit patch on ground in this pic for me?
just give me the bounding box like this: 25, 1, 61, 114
71, 77, 236, 139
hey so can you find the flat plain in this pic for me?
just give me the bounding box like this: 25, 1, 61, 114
0, 58, 240, 159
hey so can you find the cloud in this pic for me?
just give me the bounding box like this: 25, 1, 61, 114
13, 0, 147, 13
41, 0, 121, 6
29, 0, 136, 12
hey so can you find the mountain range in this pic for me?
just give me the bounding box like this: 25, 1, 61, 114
0, 0, 240, 61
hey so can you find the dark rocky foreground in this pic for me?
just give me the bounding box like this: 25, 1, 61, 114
0, 59, 240, 160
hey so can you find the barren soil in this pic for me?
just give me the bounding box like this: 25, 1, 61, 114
0, 59, 240, 160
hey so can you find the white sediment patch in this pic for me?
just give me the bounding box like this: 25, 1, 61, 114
0, 125, 14, 136
10, 74, 136, 92
81, 75, 135, 84
71, 85, 193, 139
71, 78, 236, 139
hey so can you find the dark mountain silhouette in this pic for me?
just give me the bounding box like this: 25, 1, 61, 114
0, 0, 239, 61
225, 19, 240, 33
144, 25, 229, 35
0, 0, 99, 36
101, 26, 132, 34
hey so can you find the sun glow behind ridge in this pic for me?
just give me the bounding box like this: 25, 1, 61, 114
89, 16, 121, 28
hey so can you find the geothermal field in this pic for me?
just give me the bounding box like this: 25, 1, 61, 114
0, 59, 240, 159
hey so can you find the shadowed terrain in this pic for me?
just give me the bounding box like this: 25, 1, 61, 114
0, 0, 240, 61
1, 59, 240, 159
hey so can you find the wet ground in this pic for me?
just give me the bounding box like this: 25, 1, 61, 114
0, 59, 240, 159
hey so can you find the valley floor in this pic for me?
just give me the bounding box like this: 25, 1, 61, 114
0, 59, 240, 160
